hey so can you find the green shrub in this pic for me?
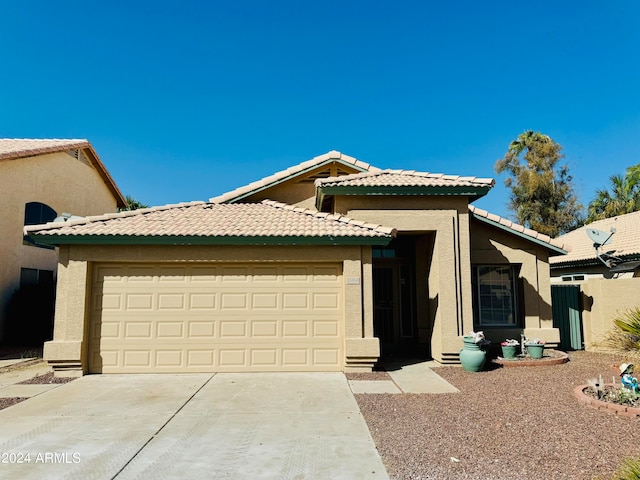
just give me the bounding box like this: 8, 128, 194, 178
610, 456, 640, 480
600, 307, 640, 358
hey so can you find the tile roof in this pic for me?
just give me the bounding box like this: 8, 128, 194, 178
0, 138, 126, 208
469, 205, 567, 254
550, 211, 640, 266
25, 199, 396, 245
210, 150, 381, 203
315, 170, 495, 188
0, 138, 90, 160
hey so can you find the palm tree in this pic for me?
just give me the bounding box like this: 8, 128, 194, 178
495, 130, 582, 237
587, 170, 640, 222
506, 130, 552, 158
124, 195, 148, 211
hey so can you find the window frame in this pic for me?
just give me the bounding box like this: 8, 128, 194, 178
23, 202, 57, 250
472, 264, 521, 328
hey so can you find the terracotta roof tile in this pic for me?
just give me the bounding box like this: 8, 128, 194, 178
0, 138, 90, 160
315, 170, 495, 188
550, 211, 640, 265
210, 151, 381, 203
469, 205, 566, 253
25, 199, 396, 241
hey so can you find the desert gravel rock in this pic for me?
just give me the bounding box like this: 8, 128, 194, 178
0, 397, 29, 410
18, 372, 76, 385
356, 351, 640, 480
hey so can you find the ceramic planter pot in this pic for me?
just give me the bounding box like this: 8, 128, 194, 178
460, 336, 487, 372
526, 343, 545, 359
501, 345, 517, 359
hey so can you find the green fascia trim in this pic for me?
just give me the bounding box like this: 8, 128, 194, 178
315, 185, 491, 210
29, 234, 393, 247
316, 186, 492, 210
471, 213, 568, 255
226, 159, 370, 203
319, 185, 492, 197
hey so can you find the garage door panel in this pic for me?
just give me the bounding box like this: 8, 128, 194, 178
251, 321, 278, 337
188, 322, 215, 337
156, 322, 184, 338
157, 294, 186, 310
189, 293, 216, 310
89, 263, 344, 373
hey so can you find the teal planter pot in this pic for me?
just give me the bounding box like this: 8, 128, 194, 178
460, 336, 487, 372
501, 345, 517, 360
526, 344, 545, 359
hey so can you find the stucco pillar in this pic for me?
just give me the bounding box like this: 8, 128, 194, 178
523, 256, 560, 345
43, 246, 88, 376
430, 212, 474, 363
344, 246, 380, 372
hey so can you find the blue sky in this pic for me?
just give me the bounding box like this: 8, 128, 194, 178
2, 1, 639, 219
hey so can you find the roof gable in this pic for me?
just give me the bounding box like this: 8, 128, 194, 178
25, 199, 396, 246
0, 138, 127, 208
469, 205, 567, 255
550, 211, 640, 266
210, 150, 381, 204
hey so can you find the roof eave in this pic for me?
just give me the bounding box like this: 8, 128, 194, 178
315, 185, 492, 210
0, 140, 90, 161
471, 212, 568, 255
550, 253, 640, 269
29, 234, 394, 247
83, 145, 127, 209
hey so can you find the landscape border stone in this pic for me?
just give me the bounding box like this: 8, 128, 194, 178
573, 383, 640, 418
492, 349, 569, 367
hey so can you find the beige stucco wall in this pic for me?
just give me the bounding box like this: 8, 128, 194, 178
0, 151, 121, 339
44, 244, 379, 375
238, 163, 362, 210
579, 277, 640, 350
470, 220, 559, 348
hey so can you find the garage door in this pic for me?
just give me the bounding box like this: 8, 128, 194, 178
88, 263, 344, 373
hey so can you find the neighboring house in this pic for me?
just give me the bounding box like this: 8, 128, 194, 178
26, 151, 566, 375
0, 139, 126, 342
550, 211, 640, 281
550, 212, 640, 350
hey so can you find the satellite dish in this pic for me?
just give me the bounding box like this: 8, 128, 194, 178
586, 227, 615, 247
585, 227, 622, 270
53, 213, 85, 223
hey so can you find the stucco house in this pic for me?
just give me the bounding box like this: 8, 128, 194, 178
0, 139, 126, 342
550, 212, 640, 350
26, 151, 566, 375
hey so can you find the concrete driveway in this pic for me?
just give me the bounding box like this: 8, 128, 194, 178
0, 373, 388, 479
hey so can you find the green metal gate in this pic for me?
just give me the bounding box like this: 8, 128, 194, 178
551, 284, 584, 350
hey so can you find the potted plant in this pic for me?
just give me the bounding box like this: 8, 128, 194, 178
500, 339, 519, 360
460, 331, 491, 372
525, 338, 545, 359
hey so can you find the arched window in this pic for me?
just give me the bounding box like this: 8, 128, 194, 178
24, 202, 57, 226
23, 202, 57, 249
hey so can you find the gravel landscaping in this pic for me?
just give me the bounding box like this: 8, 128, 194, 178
0, 397, 29, 410
0, 345, 75, 411
18, 372, 76, 385
355, 351, 640, 480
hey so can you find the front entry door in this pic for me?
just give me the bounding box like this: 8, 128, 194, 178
373, 265, 397, 353
373, 263, 415, 354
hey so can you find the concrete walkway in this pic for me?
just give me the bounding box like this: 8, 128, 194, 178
0, 361, 60, 398
349, 359, 459, 394
0, 373, 389, 480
